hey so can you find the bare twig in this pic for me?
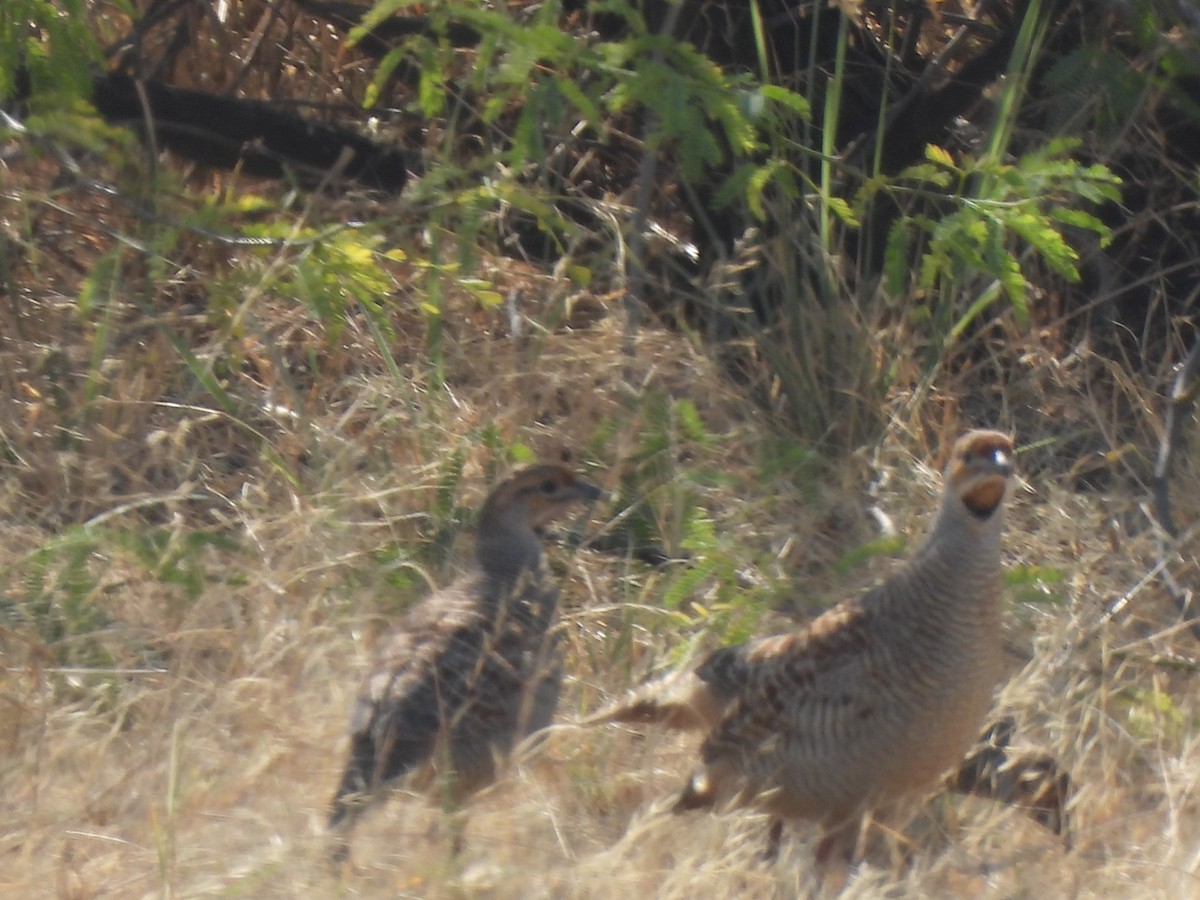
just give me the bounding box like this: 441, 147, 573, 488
1150, 338, 1200, 638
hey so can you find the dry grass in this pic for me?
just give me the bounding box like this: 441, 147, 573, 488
5, 252, 1200, 897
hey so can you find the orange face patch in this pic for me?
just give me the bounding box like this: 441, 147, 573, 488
962, 477, 1007, 518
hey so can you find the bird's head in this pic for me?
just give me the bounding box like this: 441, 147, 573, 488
944, 430, 1015, 522
479, 464, 604, 534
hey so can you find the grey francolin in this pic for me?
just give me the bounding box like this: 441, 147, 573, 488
586, 430, 1015, 860
329, 464, 602, 854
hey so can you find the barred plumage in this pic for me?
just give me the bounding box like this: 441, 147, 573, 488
586, 430, 1015, 859
329, 464, 601, 855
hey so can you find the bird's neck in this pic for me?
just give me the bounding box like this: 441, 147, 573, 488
474, 511, 543, 590
903, 499, 1005, 610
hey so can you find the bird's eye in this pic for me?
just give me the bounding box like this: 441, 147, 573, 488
540, 479, 559, 495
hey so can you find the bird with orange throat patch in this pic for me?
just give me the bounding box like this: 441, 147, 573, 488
586, 430, 1015, 861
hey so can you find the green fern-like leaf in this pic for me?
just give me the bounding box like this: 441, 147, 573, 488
660, 554, 721, 610
1006, 210, 1080, 282
833, 536, 907, 576
883, 217, 914, 297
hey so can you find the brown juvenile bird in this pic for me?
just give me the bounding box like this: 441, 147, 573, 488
329, 463, 602, 854
586, 430, 1015, 860
949, 718, 1072, 848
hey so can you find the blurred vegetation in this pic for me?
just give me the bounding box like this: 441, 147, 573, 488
2, 0, 1198, 671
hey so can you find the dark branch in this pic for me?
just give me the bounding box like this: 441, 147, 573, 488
91, 73, 410, 192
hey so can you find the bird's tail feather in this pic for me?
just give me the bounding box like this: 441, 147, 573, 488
579, 670, 719, 731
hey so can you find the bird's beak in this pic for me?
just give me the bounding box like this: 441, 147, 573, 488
576, 479, 604, 503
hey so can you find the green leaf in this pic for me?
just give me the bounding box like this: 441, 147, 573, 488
1006, 564, 1067, 586
758, 84, 811, 117
674, 400, 711, 445
898, 163, 954, 188
997, 251, 1029, 324
1051, 208, 1114, 246
834, 536, 907, 575
825, 196, 859, 228
1007, 211, 1080, 281
924, 144, 957, 169
509, 442, 536, 464
883, 218, 913, 297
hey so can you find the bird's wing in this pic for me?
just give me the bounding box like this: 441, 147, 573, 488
350, 568, 562, 783
441, 567, 563, 742
346, 581, 490, 781
697, 592, 879, 767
